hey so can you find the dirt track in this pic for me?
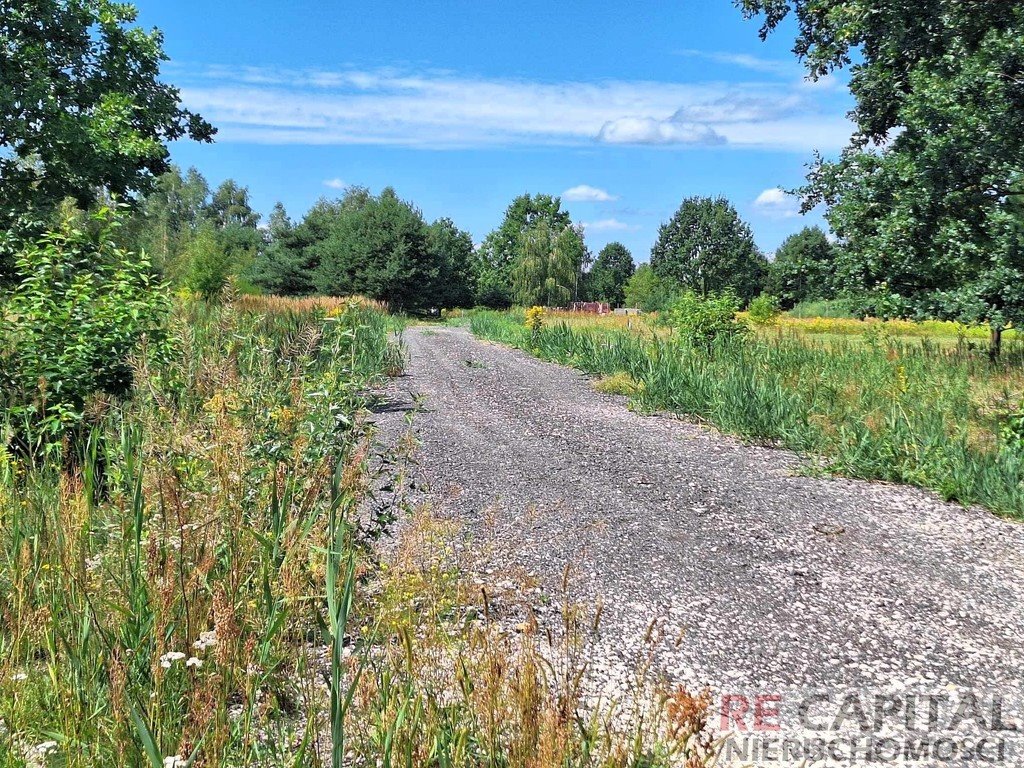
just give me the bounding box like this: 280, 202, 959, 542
374, 324, 1024, 725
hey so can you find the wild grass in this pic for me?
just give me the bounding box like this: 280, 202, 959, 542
469, 311, 1024, 519
1, 295, 714, 766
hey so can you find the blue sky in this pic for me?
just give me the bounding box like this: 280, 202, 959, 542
141, 0, 854, 259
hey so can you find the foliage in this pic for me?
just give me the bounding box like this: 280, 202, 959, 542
663, 290, 745, 352
247, 202, 317, 296
739, 1, 1024, 351
123, 165, 211, 282
623, 264, 677, 312
0, 206, 169, 447
1, 295, 717, 766
425, 217, 476, 308
650, 196, 767, 302
512, 219, 587, 306
295, 187, 463, 311
585, 241, 635, 306
747, 293, 782, 326
1003, 404, 1024, 456
183, 223, 238, 299
474, 271, 514, 309
593, 371, 643, 397
0, 0, 214, 238
788, 298, 858, 319
767, 226, 837, 309
470, 310, 1024, 518
477, 194, 571, 287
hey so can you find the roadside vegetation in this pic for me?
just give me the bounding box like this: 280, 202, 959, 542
468, 307, 1024, 519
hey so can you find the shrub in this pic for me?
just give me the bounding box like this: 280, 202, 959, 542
0, 206, 169, 449
663, 290, 744, 351
184, 224, 236, 299
1003, 404, 1024, 456
747, 293, 782, 326
788, 298, 858, 319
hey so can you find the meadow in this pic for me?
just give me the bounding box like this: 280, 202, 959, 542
467, 309, 1024, 519
0, 296, 712, 768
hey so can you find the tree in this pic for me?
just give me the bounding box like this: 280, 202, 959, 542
184, 224, 235, 299
206, 180, 261, 230
0, 1, 214, 224
477, 193, 573, 305
623, 264, 676, 312
586, 242, 635, 306
312, 187, 444, 311
426, 218, 476, 308
125, 166, 210, 282
512, 221, 586, 307
768, 227, 837, 308
650, 196, 767, 302
738, 0, 1024, 355
248, 203, 317, 296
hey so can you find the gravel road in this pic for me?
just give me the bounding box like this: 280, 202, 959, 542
374, 325, 1024, 740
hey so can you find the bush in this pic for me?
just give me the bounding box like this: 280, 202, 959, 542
0, 206, 169, 449
1004, 405, 1024, 456
663, 291, 744, 351
747, 293, 782, 326
788, 298, 858, 319
475, 272, 514, 309
184, 224, 236, 299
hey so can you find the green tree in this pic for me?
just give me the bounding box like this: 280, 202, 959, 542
0, 1, 214, 226
767, 227, 837, 309
125, 166, 211, 283
623, 264, 676, 312
184, 224, 235, 299
426, 218, 476, 308
739, 0, 1024, 355
586, 242, 635, 306
248, 203, 317, 296
650, 196, 767, 302
313, 187, 442, 310
477, 193, 573, 306
512, 221, 586, 307
206, 179, 261, 230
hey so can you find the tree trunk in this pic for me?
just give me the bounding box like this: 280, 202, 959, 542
989, 326, 1002, 362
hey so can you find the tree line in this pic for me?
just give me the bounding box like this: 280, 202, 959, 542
105, 171, 841, 315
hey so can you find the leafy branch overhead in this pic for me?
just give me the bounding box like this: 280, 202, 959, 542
0, 0, 215, 222
738, 0, 1024, 344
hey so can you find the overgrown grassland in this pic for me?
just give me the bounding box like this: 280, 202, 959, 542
1, 298, 712, 767
469, 311, 1024, 518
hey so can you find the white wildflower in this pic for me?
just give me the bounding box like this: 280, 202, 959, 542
163, 756, 186, 768
193, 630, 217, 651
10, 672, 27, 682
159, 651, 187, 669
186, 657, 203, 669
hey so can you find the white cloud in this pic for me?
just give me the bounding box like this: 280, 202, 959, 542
323, 178, 347, 189
562, 184, 617, 202
175, 64, 852, 153
596, 117, 724, 146
675, 49, 795, 76
582, 218, 640, 232
753, 187, 801, 218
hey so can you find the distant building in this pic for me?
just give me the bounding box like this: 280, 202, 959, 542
613, 307, 643, 316
567, 301, 611, 314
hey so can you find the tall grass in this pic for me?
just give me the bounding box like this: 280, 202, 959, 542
0, 298, 401, 766
469, 311, 1024, 519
